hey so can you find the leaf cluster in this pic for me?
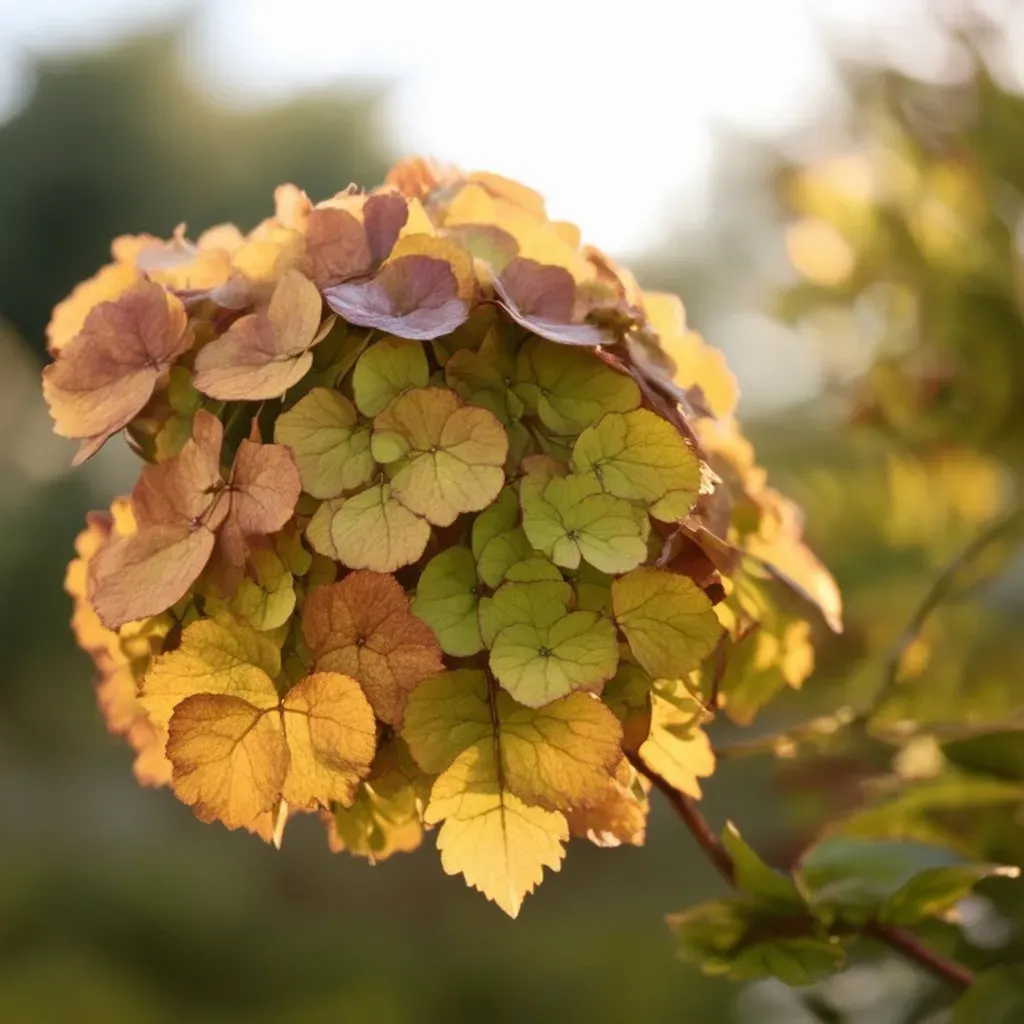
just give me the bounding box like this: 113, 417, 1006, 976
49, 160, 844, 918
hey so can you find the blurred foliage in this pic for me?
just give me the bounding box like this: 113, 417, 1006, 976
3, 10, 1024, 1024
0, 25, 391, 358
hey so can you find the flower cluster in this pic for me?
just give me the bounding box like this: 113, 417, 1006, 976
46, 158, 840, 916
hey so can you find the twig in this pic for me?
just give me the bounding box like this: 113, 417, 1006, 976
865, 922, 975, 991
628, 751, 734, 885
873, 505, 1024, 712
628, 752, 975, 991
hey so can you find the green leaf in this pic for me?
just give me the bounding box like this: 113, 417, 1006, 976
881, 863, 1019, 926
831, 772, 1024, 854
668, 900, 844, 985
444, 328, 523, 423
478, 579, 574, 649
410, 547, 484, 657
155, 366, 202, 459
568, 563, 613, 614
796, 837, 992, 925
612, 567, 722, 679
472, 487, 534, 589
274, 388, 375, 498
951, 967, 1024, 1024
722, 822, 806, 912
482, 581, 619, 707
353, 335, 430, 416
223, 546, 296, 632
601, 657, 654, 722
514, 337, 640, 435
520, 473, 649, 575
572, 408, 701, 521
503, 556, 564, 583
371, 387, 508, 527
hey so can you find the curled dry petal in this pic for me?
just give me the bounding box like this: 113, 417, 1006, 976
494, 258, 610, 346
193, 270, 326, 400
42, 280, 191, 463
325, 255, 469, 341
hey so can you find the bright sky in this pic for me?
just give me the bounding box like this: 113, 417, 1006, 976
0, 0, 938, 254
0, 0, 977, 426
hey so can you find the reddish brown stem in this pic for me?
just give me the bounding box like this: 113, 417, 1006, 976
628, 752, 974, 992
865, 922, 975, 991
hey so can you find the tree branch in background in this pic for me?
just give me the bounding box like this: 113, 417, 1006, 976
628, 752, 975, 992
875, 504, 1024, 710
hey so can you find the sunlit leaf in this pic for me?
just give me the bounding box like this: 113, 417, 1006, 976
639, 691, 714, 799
403, 669, 622, 810
139, 616, 281, 732
425, 741, 568, 918
46, 261, 142, 354
352, 335, 430, 417
520, 472, 649, 574
326, 739, 428, 863
274, 388, 374, 498
279, 671, 379, 809
371, 387, 508, 526
167, 691, 286, 829
565, 759, 648, 848
325, 255, 469, 340
214, 545, 296, 632
514, 337, 640, 434
573, 409, 701, 522
305, 484, 431, 573
304, 205, 372, 289
612, 567, 722, 679
484, 580, 619, 707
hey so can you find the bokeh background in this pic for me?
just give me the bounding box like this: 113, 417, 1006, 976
2, 2, 1023, 1021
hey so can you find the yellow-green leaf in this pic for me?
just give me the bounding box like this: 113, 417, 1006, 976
478, 579, 574, 649
639, 692, 715, 799
514, 338, 640, 435
410, 547, 483, 657
520, 473, 649, 574
573, 409, 701, 521
217, 546, 296, 632
352, 335, 430, 417
568, 563, 613, 614
503, 556, 563, 583
274, 388, 374, 499
425, 741, 568, 918
471, 486, 534, 588
306, 484, 431, 573
484, 581, 619, 706
403, 669, 623, 810
371, 387, 508, 526
444, 328, 524, 423
612, 567, 722, 679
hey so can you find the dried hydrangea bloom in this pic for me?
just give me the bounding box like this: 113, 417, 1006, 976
45, 159, 840, 918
